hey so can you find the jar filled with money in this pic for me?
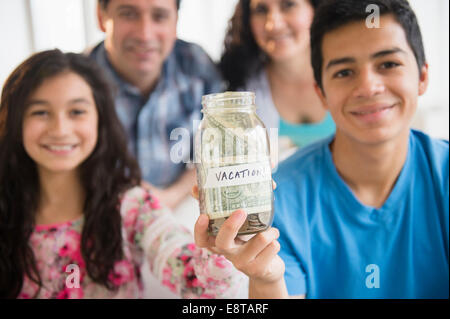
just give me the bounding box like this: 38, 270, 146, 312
195, 91, 274, 236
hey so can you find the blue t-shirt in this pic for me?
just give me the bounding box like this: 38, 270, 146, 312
273, 130, 449, 298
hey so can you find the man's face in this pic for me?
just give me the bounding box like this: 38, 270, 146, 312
316, 15, 428, 146
249, 0, 314, 62
98, 0, 178, 79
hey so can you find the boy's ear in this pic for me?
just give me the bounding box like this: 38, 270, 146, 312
97, 3, 107, 33
418, 63, 429, 96
314, 83, 329, 111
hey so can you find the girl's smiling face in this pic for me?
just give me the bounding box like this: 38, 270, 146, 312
22, 72, 99, 174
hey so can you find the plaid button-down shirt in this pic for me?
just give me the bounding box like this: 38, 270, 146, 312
89, 40, 224, 187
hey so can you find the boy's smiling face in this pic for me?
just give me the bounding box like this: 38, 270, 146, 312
316, 14, 429, 146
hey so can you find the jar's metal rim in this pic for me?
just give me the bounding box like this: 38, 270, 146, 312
202, 91, 255, 106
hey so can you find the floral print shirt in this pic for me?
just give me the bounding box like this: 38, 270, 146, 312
19, 186, 245, 298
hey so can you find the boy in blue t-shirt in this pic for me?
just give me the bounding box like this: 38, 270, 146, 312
272, 0, 449, 298
193, 0, 448, 299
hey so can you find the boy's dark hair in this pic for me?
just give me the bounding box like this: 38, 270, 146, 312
310, 0, 426, 90
99, 0, 181, 10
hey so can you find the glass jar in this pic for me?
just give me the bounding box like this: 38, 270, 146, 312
194, 92, 274, 236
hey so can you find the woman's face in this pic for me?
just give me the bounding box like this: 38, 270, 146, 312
22, 72, 99, 175
249, 0, 314, 62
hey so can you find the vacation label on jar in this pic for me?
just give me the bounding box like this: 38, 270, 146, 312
204, 162, 271, 189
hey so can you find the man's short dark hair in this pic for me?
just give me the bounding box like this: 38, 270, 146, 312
310, 0, 426, 90
99, 0, 181, 10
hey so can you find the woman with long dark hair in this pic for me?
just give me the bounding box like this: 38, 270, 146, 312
0, 49, 245, 298
220, 0, 335, 157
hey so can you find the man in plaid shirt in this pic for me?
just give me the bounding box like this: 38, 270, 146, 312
90, 0, 223, 209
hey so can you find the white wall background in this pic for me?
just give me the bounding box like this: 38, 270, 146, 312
0, 0, 448, 139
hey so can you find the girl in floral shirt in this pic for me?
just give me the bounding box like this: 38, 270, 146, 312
0, 50, 246, 298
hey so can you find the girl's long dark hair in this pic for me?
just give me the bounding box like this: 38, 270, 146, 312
219, 0, 322, 90
0, 49, 141, 298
